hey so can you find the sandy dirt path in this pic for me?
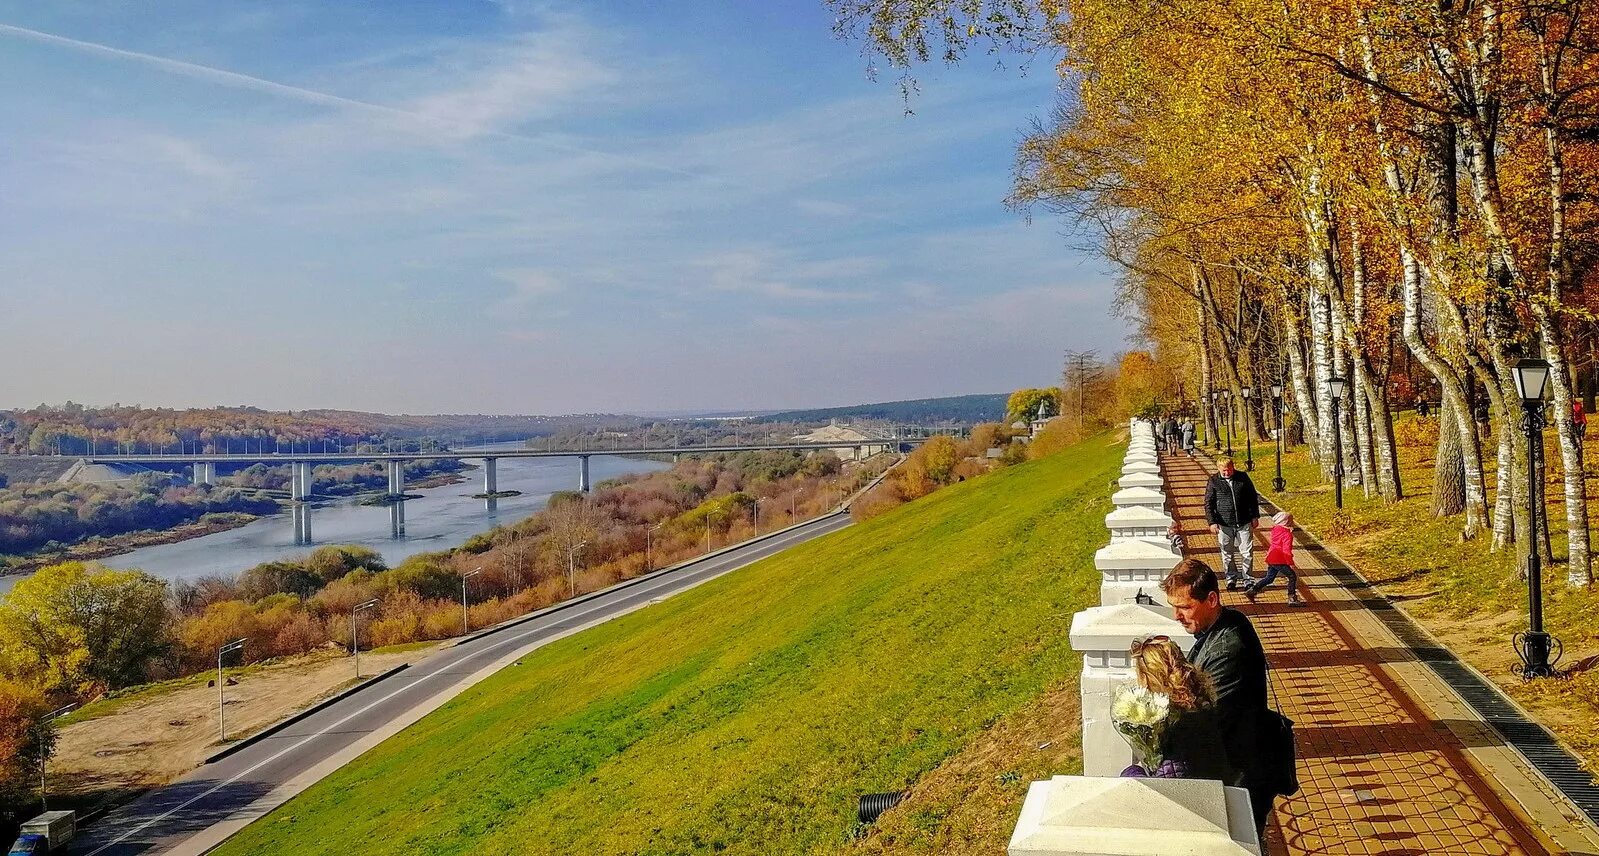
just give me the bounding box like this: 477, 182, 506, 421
50, 643, 443, 811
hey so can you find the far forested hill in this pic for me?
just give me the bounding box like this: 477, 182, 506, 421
755, 393, 1006, 426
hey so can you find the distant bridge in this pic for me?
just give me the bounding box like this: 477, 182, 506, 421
80, 440, 913, 546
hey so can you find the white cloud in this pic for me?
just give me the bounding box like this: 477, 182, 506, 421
494, 268, 565, 312
406, 28, 619, 138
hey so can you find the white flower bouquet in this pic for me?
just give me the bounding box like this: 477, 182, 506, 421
1111, 685, 1172, 774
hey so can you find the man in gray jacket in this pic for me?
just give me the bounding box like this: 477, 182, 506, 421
1204, 457, 1260, 590
1163, 558, 1276, 835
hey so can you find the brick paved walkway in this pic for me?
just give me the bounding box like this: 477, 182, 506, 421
1162, 451, 1593, 856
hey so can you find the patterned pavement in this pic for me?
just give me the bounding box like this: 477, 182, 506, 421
1161, 451, 1586, 855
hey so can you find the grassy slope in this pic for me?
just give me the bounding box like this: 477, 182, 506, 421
215, 433, 1120, 856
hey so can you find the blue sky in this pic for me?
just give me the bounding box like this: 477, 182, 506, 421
0, 1, 1125, 415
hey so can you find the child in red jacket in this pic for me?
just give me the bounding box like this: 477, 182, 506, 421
1245, 510, 1303, 605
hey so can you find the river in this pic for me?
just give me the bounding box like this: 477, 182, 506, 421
0, 447, 668, 593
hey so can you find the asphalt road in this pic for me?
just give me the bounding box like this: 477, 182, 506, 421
70, 511, 855, 855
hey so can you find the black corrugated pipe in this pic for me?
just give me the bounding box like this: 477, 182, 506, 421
857, 791, 909, 825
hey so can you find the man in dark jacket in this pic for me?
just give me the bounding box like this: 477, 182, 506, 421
1204, 457, 1260, 590
1164, 416, 1182, 455
1163, 558, 1275, 835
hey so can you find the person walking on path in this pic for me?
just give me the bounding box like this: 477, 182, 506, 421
1164, 415, 1182, 455
1120, 635, 1234, 782
1246, 511, 1302, 604
1181, 418, 1196, 457
1204, 457, 1261, 590
1162, 558, 1279, 835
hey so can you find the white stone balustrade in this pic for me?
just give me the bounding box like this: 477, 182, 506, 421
1069, 604, 1193, 777
1117, 472, 1163, 489
1121, 461, 1160, 476
1095, 538, 1180, 607
1109, 486, 1166, 510
1008, 776, 1261, 855
1105, 506, 1173, 540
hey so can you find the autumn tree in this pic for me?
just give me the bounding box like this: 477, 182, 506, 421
0, 562, 170, 694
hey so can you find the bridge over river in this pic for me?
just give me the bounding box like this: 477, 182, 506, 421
79, 439, 911, 545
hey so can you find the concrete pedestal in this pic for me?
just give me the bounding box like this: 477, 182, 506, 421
1110, 487, 1166, 510
1117, 472, 1163, 489
1009, 776, 1261, 855
1105, 506, 1173, 540
1069, 604, 1192, 777
1121, 461, 1160, 476
1095, 538, 1180, 607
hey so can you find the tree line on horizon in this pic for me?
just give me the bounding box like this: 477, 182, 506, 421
836, 0, 1599, 583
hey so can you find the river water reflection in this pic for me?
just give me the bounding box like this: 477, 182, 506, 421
0, 449, 667, 593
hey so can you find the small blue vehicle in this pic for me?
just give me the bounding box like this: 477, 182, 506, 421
6, 834, 48, 856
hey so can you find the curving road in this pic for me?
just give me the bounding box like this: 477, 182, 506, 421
70, 511, 854, 855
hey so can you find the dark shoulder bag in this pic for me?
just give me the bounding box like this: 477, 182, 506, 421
1263, 658, 1300, 796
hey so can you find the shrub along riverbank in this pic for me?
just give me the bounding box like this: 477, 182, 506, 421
212, 432, 1117, 855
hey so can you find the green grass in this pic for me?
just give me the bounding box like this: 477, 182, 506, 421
213, 434, 1122, 856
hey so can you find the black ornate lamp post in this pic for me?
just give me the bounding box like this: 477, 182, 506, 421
1329, 376, 1346, 509
1512, 357, 1561, 678
1241, 386, 1255, 471
1271, 382, 1286, 492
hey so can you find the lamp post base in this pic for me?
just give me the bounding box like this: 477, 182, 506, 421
1513, 630, 1561, 679
1272, 476, 1286, 492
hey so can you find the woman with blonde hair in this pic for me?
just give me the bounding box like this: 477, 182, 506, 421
1122, 636, 1235, 782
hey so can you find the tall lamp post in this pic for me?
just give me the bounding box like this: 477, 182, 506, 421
1271, 383, 1286, 492
567, 541, 587, 598
461, 567, 481, 635
646, 522, 665, 572
352, 598, 379, 678
1329, 377, 1346, 509
218, 638, 246, 741
1241, 387, 1255, 470
37, 703, 76, 810
1513, 357, 1561, 678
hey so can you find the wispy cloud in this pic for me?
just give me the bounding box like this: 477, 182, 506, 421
695, 249, 875, 302
0, 19, 700, 179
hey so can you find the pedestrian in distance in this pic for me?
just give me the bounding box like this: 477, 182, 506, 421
1204, 457, 1261, 590
1162, 558, 1287, 836
1119, 635, 1234, 782
1246, 511, 1302, 605
1165, 415, 1182, 456
1182, 418, 1197, 457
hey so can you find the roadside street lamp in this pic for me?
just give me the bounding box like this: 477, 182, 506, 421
1329, 377, 1346, 509
1241, 387, 1255, 471
1271, 383, 1286, 492
755, 497, 767, 534
37, 703, 76, 811
461, 568, 481, 635
567, 542, 587, 598
1512, 357, 1560, 678
352, 598, 379, 679
218, 638, 247, 741
646, 522, 665, 572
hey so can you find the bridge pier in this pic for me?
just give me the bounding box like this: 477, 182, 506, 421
290, 462, 313, 545
483, 457, 497, 495
387, 460, 406, 537
578, 455, 591, 492
192, 462, 216, 486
